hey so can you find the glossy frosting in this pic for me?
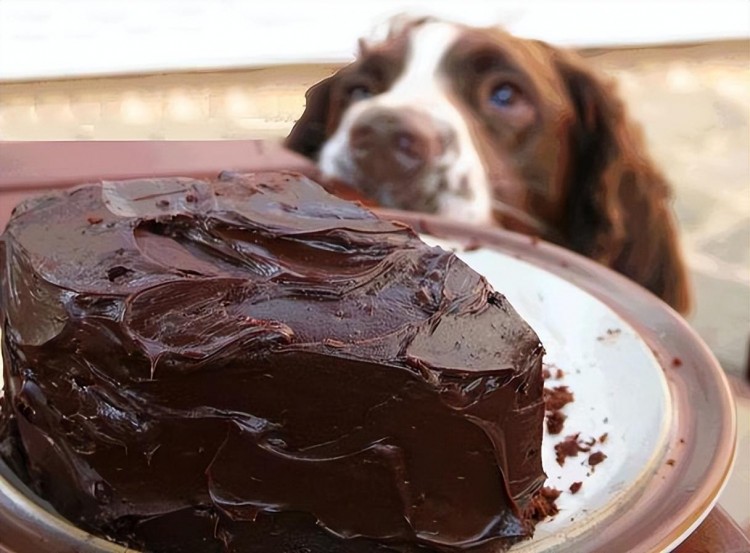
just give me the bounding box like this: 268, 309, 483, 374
0, 171, 545, 552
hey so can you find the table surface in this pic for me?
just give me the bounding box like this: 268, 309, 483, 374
0, 140, 747, 553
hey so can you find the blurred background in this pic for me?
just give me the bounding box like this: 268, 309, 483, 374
1, 0, 748, 533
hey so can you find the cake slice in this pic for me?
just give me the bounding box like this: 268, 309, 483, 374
0, 171, 546, 552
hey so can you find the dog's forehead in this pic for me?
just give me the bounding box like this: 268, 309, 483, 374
361, 20, 556, 77
361, 18, 462, 60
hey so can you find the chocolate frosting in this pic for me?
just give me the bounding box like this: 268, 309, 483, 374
0, 171, 545, 552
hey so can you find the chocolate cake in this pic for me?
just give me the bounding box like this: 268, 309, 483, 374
0, 171, 546, 552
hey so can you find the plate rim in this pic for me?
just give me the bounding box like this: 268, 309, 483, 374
382, 209, 737, 553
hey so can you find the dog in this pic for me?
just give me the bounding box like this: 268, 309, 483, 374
286, 17, 691, 313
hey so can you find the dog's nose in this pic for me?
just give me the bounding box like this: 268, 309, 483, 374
350, 117, 426, 162
349, 108, 448, 179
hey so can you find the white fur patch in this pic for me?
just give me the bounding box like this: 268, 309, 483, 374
319, 21, 492, 225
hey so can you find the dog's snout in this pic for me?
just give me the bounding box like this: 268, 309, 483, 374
348, 108, 452, 181
350, 112, 429, 162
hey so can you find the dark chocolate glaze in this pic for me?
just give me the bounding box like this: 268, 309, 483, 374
0, 171, 545, 552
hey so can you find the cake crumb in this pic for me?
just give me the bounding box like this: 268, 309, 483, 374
555, 433, 592, 466
87, 216, 103, 225
599, 432, 609, 444
666, 458, 676, 467
542, 368, 551, 380
597, 328, 621, 341
185, 194, 197, 203
555, 368, 565, 379
671, 357, 683, 368
588, 451, 607, 467
544, 386, 574, 411
525, 487, 560, 521
569, 481, 583, 494
546, 411, 567, 435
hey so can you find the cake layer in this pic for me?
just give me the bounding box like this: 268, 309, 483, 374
0, 171, 545, 552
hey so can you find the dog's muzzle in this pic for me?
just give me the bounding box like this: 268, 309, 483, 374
347, 107, 456, 208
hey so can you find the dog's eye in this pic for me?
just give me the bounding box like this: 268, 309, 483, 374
348, 85, 373, 102
489, 83, 520, 108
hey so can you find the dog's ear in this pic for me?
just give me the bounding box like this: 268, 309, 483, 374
553, 49, 692, 313
285, 75, 335, 159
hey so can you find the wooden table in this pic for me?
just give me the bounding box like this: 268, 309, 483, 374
678, 506, 749, 553
0, 140, 747, 553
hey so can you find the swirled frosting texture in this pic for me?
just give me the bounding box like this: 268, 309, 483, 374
0, 171, 545, 552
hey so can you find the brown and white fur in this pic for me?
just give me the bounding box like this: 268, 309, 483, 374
286, 17, 691, 313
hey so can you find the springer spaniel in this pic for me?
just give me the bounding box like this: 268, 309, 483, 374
286, 17, 691, 313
